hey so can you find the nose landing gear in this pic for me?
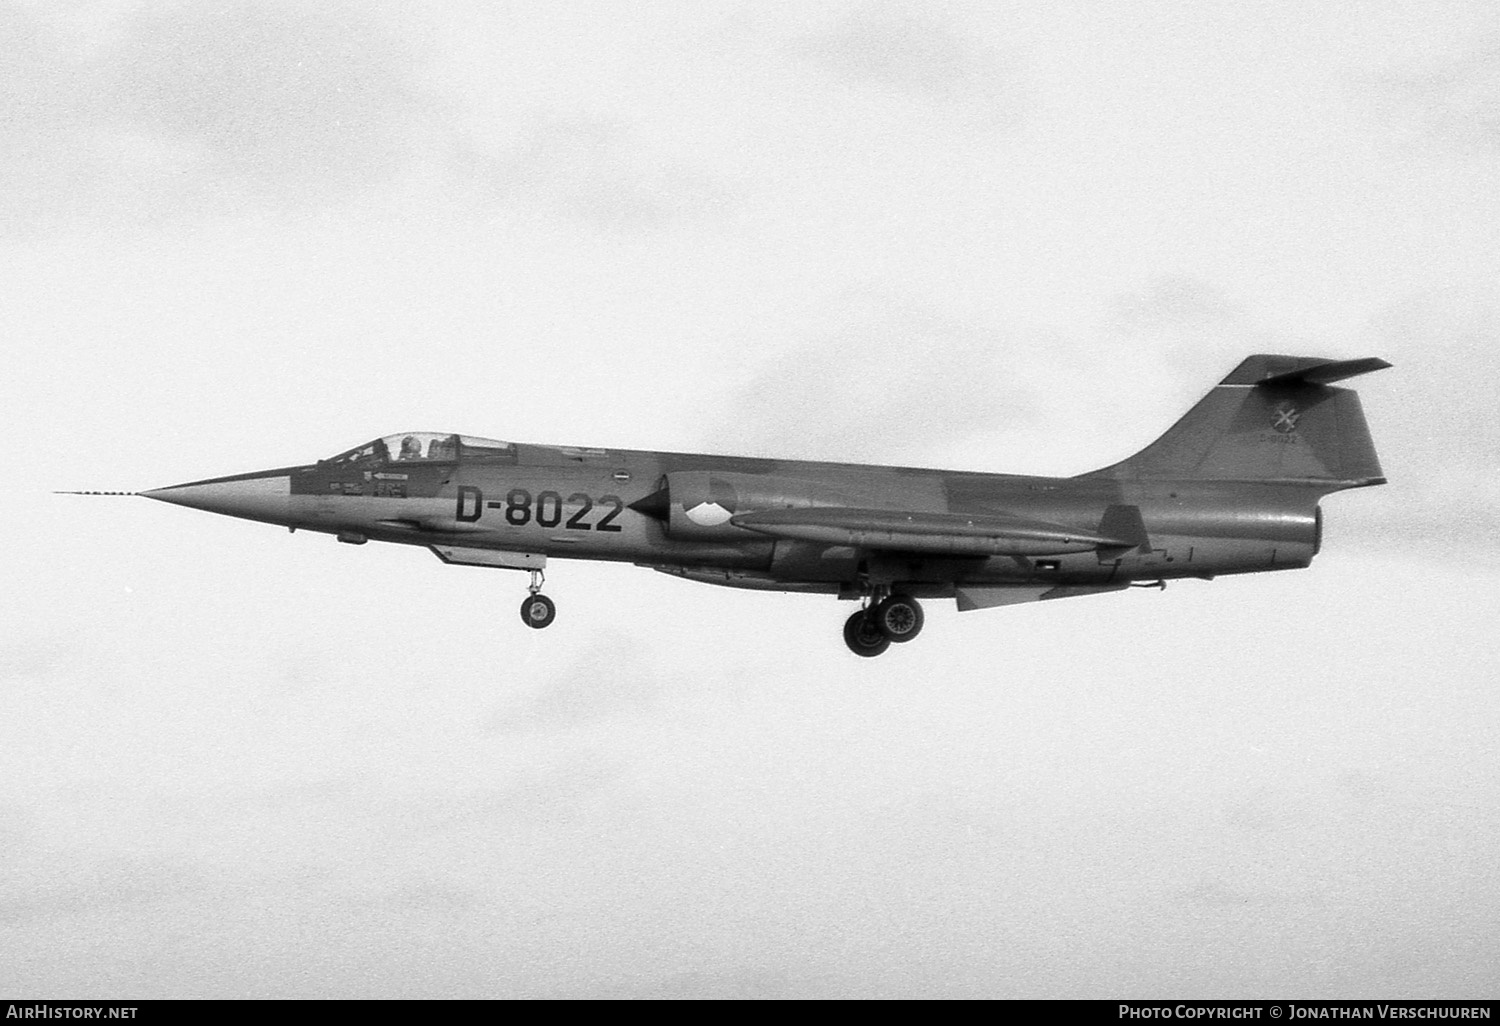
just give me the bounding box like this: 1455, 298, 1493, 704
519, 569, 556, 629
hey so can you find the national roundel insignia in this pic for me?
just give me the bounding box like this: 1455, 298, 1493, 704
1270, 402, 1301, 434
684, 476, 739, 526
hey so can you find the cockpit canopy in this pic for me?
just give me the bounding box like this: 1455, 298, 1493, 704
324, 433, 516, 465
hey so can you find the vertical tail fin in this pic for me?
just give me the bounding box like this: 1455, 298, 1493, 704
1082, 355, 1390, 490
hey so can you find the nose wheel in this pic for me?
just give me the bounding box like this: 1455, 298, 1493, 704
520, 569, 556, 629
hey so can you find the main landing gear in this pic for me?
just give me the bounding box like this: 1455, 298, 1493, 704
519, 569, 556, 629
843, 592, 925, 657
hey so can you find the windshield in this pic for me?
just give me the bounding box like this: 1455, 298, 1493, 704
326, 439, 389, 465
324, 433, 515, 465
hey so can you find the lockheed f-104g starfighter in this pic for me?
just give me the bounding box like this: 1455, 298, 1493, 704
82, 354, 1389, 656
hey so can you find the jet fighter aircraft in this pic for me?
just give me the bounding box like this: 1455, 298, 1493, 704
95, 354, 1389, 656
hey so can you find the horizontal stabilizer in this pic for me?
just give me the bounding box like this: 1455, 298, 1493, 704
1255, 357, 1392, 387
731, 507, 1131, 556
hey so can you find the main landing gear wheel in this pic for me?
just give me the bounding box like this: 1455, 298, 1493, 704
844, 610, 891, 658
520, 593, 556, 629
872, 594, 924, 643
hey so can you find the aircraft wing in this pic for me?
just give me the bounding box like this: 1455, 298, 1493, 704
729, 506, 1131, 557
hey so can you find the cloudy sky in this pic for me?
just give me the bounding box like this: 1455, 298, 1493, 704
4, 0, 1498, 998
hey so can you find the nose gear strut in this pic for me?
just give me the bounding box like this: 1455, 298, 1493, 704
520, 569, 556, 629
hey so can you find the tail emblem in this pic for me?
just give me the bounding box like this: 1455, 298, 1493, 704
1271, 403, 1301, 434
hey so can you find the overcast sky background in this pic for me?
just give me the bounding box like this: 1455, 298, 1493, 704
3, 0, 1498, 998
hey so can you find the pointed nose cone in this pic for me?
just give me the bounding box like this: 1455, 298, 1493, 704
142, 471, 293, 525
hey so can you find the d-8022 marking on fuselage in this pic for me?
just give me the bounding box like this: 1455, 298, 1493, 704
455, 486, 624, 532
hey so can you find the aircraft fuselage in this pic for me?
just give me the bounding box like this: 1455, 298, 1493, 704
148, 443, 1323, 594
121, 354, 1388, 654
